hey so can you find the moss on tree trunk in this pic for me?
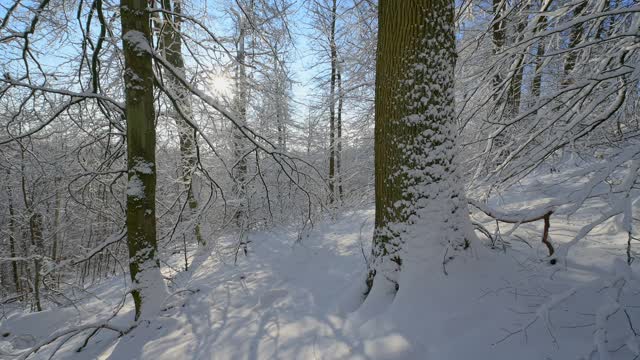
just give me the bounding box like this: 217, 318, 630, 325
369, 0, 471, 292
120, 0, 165, 320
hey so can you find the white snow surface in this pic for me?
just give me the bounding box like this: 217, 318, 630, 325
2, 182, 640, 359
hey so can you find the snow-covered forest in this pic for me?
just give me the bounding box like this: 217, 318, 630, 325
0, 0, 639, 358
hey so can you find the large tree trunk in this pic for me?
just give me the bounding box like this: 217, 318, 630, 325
160, 0, 204, 246
121, 0, 168, 321
368, 0, 473, 293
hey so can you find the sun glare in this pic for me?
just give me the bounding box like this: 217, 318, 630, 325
206, 73, 234, 97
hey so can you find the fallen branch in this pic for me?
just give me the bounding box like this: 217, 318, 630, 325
469, 199, 555, 260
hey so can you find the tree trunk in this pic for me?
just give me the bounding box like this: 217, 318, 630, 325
491, 0, 505, 102
506, 3, 527, 117
9, 209, 20, 294
368, 0, 473, 292
29, 212, 43, 312
121, 0, 168, 321
160, 0, 204, 246
51, 178, 61, 262
274, 48, 287, 151
532, 15, 547, 98
6, 172, 20, 294
490, 0, 508, 162
232, 12, 250, 255
336, 60, 344, 202
328, 0, 338, 204
19, 147, 43, 311
563, 0, 587, 86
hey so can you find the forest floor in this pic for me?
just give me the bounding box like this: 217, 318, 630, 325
2, 169, 639, 359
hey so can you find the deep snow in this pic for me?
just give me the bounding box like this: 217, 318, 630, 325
2, 178, 639, 359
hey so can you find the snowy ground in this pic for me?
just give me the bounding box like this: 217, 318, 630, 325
2, 176, 639, 359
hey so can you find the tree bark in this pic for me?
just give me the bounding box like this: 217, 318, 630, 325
506, 3, 527, 117
532, 15, 547, 98
29, 212, 43, 312
336, 60, 344, 202
121, 0, 168, 320
19, 147, 43, 311
274, 46, 287, 151
563, 0, 587, 86
233, 14, 249, 238
368, 0, 472, 292
159, 0, 203, 246
51, 177, 61, 262
6, 171, 20, 294
328, 0, 338, 204
491, 0, 505, 102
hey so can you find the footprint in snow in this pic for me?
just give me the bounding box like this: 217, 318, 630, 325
257, 289, 289, 308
